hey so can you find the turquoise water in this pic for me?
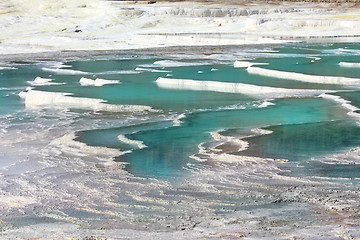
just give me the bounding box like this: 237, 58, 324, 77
2, 43, 360, 179
250, 120, 360, 160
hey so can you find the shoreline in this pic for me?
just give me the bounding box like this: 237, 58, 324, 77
0, 39, 359, 66
0, 42, 295, 67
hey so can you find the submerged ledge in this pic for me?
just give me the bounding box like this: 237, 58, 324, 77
0, 44, 279, 64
